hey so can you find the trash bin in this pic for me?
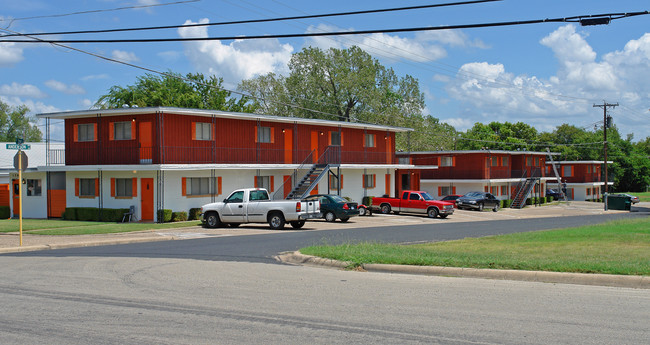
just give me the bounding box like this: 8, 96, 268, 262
607, 195, 631, 211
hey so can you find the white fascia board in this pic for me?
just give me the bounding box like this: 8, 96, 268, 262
36, 107, 412, 133
399, 150, 560, 156
546, 161, 613, 164
339, 164, 417, 169
421, 177, 556, 184
36, 163, 414, 172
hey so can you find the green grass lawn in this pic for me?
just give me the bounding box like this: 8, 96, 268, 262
0, 219, 201, 235
301, 217, 650, 276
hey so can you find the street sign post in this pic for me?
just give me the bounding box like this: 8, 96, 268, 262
14, 151, 28, 171
6, 143, 31, 150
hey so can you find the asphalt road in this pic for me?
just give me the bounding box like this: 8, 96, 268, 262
1, 212, 648, 344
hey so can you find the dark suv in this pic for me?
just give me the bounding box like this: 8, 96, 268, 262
456, 192, 500, 211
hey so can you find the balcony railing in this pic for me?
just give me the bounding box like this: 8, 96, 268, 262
58, 145, 396, 166
420, 168, 543, 180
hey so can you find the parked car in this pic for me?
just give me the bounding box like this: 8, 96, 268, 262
200, 188, 321, 230
610, 193, 640, 204
304, 194, 360, 222
440, 194, 462, 208
546, 189, 563, 200
456, 191, 500, 211
371, 190, 454, 218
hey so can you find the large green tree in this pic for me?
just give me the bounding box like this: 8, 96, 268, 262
238, 46, 439, 150
0, 100, 42, 142
95, 72, 252, 112
457, 121, 539, 151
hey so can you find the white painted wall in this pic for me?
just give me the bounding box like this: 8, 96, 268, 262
13, 171, 48, 218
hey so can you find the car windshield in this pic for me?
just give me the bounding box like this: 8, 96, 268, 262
464, 192, 482, 197
420, 192, 434, 200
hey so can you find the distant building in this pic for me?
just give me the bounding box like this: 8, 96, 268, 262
545, 161, 613, 200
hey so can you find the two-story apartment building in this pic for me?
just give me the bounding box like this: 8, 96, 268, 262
545, 161, 613, 201
396, 150, 557, 200
12, 107, 411, 220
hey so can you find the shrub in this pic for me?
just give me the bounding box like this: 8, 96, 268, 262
189, 208, 201, 220
0, 206, 10, 219
62, 208, 77, 220
501, 199, 511, 208
157, 209, 172, 222
100, 208, 130, 222
540, 196, 546, 205
76, 207, 99, 221
362, 196, 373, 206
547, 196, 553, 203
172, 211, 188, 222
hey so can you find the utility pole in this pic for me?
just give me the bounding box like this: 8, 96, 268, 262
593, 101, 617, 211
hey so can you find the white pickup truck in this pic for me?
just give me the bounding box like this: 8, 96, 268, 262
200, 188, 321, 230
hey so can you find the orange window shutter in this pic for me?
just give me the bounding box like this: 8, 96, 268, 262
254, 126, 258, 143
217, 177, 222, 195
452, 156, 456, 166
94, 178, 99, 196
93, 124, 97, 141
110, 178, 115, 197
340, 132, 344, 146
191, 122, 196, 140
270, 128, 275, 143
452, 186, 456, 194
373, 174, 376, 188
181, 178, 186, 196
109, 123, 114, 140
75, 178, 79, 196
340, 174, 343, 189
132, 178, 137, 197
484, 186, 488, 192
438, 187, 442, 196
270, 176, 275, 192
254, 176, 258, 188
131, 121, 136, 140
362, 175, 365, 188
73, 124, 78, 142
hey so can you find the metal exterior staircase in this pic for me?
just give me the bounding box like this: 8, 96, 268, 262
546, 148, 567, 202
510, 178, 536, 209
286, 164, 330, 199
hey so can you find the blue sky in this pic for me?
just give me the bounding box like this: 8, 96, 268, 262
1, 0, 648, 142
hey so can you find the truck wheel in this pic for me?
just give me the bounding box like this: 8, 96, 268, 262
380, 204, 391, 214
290, 220, 305, 229
427, 208, 438, 218
268, 212, 285, 230
324, 211, 336, 222
477, 202, 484, 211
204, 212, 221, 228
493, 203, 500, 212
358, 207, 367, 216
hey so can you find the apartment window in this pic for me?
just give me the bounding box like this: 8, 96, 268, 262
78, 123, 95, 142
363, 174, 376, 188
563, 165, 573, 177
115, 178, 133, 197
440, 156, 453, 167
586, 188, 591, 196
186, 177, 210, 196
256, 176, 271, 190
500, 185, 508, 196
195, 122, 212, 140
330, 131, 341, 146
27, 179, 42, 196
257, 126, 272, 143
490, 186, 498, 196
398, 156, 410, 165
440, 186, 452, 196
502, 156, 509, 166
79, 178, 95, 197
491, 157, 498, 167
364, 134, 375, 147
114, 121, 132, 140
329, 174, 342, 190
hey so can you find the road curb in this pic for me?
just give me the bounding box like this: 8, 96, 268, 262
0, 236, 174, 254
277, 251, 650, 289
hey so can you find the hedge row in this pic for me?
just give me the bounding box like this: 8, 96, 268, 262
0, 206, 10, 219
62, 207, 130, 222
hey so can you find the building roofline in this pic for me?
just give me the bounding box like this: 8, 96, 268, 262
546, 161, 613, 164
36, 106, 412, 133
396, 150, 559, 156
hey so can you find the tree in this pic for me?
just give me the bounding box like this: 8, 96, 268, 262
239, 46, 434, 150
0, 100, 42, 142
457, 122, 538, 151
95, 72, 252, 112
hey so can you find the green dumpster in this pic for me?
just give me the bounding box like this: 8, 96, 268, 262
607, 195, 631, 211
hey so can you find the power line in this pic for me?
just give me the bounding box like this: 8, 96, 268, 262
2, 11, 647, 43
0, 0, 201, 23
0, 0, 502, 37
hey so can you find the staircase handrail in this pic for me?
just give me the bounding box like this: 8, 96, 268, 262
271, 149, 315, 200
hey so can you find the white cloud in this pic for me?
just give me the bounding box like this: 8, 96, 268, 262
111, 50, 139, 63
79, 99, 94, 108
0, 82, 47, 98
0, 95, 60, 114
44, 80, 85, 95
0, 42, 24, 67
81, 74, 110, 81
178, 18, 294, 83
444, 25, 650, 137
158, 50, 181, 61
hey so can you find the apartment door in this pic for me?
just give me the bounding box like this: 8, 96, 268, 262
141, 178, 154, 221
139, 122, 152, 163
310, 131, 319, 163
284, 129, 293, 164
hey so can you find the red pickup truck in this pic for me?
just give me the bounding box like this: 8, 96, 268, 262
371, 190, 455, 218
